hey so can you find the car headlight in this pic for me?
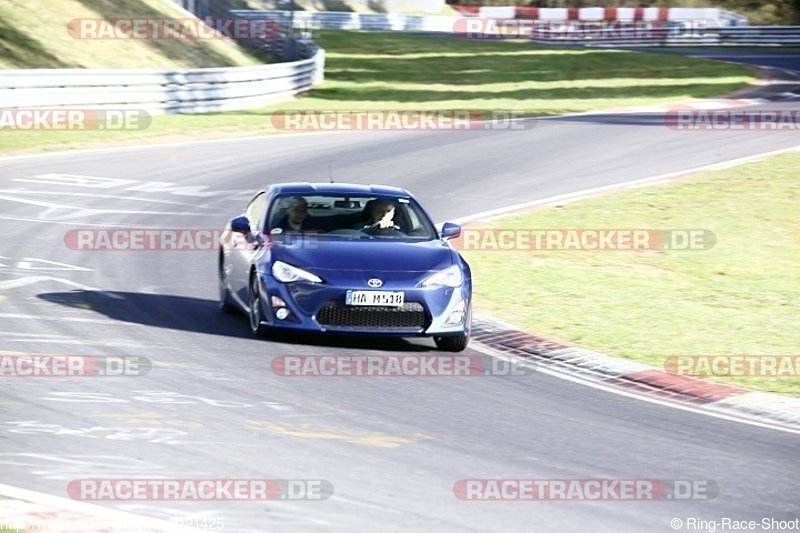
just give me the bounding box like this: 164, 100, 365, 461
420, 264, 463, 288
272, 260, 322, 283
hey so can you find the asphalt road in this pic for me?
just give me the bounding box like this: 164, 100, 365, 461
0, 50, 798, 532
638, 47, 800, 75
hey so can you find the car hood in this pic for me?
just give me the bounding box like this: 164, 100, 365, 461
270, 238, 454, 273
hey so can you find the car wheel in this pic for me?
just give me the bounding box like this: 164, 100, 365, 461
218, 252, 236, 314
434, 334, 469, 352
248, 274, 268, 337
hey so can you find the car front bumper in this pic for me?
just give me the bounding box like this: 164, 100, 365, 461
255, 272, 471, 336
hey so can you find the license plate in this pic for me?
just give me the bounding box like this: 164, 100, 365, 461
346, 290, 404, 307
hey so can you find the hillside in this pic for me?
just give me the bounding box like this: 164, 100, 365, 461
0, 0, 265, 69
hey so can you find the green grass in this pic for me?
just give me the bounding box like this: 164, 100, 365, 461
0, 30, 754, 154
313, 32, 751, 107
0, 0, 264, 68
462, 150, 800, 396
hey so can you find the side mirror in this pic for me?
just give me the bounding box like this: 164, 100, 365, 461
230, 216, 251, 234
440, 222, 461, 240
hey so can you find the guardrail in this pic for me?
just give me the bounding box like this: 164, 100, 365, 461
530, 26, 800, 47
234, 10, 800, 47
232, 10, 459, 33
718, 26, 800, 45
0, 48, 325, 115
560, 25, 800, 47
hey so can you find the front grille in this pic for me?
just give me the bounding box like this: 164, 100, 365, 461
316, 302, 426, 330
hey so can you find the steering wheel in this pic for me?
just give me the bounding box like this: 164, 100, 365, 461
367, 225, 404, 237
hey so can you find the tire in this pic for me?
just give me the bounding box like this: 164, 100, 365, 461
248, 274, 269, 337
434, 334, 469, 352
434, 304, 471, 352
218, 252, 236, 314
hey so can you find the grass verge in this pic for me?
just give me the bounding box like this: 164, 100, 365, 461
0, 30, 754, 155
461, 150, 800, 396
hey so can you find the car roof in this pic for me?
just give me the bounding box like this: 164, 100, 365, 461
267, 182, 411, 198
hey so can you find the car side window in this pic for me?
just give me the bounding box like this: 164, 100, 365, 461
405, 204, 421, 231
245, 192, 266, 233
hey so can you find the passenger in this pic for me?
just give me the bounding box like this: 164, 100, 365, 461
275, 196, 321, 233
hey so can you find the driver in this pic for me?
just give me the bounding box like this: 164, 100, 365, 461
355, 199, 400, 232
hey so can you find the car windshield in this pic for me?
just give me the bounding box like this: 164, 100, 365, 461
265, 194, 437, 240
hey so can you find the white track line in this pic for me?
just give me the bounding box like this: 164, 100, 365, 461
450, 143, 800, 225
473, 340, 800, 436
0, 276, 123, 299
0, 482, 197, 532
0, 313, 129, 324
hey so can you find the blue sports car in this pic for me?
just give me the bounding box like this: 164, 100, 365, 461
218, 183, 472, 351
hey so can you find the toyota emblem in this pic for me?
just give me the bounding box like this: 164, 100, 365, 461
367, 278, 383, 288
